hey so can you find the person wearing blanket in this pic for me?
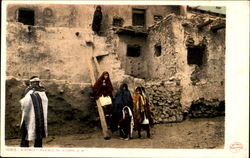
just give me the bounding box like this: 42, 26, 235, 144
20, 76, 48, 147
132, 87, 153, 139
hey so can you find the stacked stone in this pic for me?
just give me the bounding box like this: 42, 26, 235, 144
188, 98, 225, 118
145, 79, 183, 124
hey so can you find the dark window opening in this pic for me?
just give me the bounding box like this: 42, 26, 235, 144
187, 46, 205, 66
132, 9, 145, 26
18, 8, 35, 25
127, 45, 141, 57
113, 17, 124, 27
154, 15, 163, 22
96, 55, 105, 62
154, 44, 162, 57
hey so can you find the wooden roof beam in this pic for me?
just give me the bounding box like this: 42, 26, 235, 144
197, 19, 213, 29
210, 23, 225, 33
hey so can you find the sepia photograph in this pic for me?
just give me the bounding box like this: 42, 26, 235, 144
1, 1, 249, 157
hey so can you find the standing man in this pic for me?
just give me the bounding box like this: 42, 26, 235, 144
92, 5, 103, 35
20, 76, 48, 147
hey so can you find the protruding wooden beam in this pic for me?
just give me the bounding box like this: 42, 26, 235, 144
197, 19, 213, 29
211, 23, 226, 33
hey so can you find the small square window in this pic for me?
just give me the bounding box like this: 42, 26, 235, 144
18, 8, 35, 25
187, 46, 205, 66
127, 45, 141, 57
113, 17, 124, 27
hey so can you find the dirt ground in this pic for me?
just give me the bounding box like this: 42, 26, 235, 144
5, 116, 224, 149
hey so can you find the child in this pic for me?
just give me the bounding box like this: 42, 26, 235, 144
118, 106, 134, 140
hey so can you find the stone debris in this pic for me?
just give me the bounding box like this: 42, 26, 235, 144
188, 98, 225, 118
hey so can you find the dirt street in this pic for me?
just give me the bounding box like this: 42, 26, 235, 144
5, 116, 224, 149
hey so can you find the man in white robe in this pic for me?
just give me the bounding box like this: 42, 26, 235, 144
20, 76, 48, 147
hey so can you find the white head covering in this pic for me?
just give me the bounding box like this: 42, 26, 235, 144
30, 77, 40, 82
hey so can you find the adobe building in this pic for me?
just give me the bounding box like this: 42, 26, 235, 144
5, 4, 225, 138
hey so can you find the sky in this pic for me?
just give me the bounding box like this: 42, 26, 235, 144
189, 6, 226, 14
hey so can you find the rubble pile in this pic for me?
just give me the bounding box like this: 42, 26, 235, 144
145, 79, 183, 124
188, 98, 225, 118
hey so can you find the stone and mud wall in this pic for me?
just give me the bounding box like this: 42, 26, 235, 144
5, 77, 100, 139
5, 4, 225, 139
146, 13, 225, 113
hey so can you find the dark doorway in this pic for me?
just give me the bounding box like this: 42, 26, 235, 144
154, 44, 162, 57
18, 8, 35, 25
132, 9, 146, 26
127, 45, 141, 57
187, 46, 205, 66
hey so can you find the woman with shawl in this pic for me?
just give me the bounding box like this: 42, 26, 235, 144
92, 6, 103, 35
132, 87, 153, 138
93, 71, 113, 117
112, 83, 134, 132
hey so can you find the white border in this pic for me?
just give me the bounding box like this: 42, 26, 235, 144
1, 1, 249, 157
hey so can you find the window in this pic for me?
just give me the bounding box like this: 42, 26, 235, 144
113, 17, 124, 27
132, 9, 145, 26
127, 45, 141, 57
187, 46, 205, 66
154, 44, 162, 57
18, 8, 35, 25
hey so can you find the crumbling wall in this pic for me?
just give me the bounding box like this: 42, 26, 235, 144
5, 77, 99, 139
5, 5, 226, 139
5, 20, 127, 139
172, 14, 225, 109
146, 13, 225, 115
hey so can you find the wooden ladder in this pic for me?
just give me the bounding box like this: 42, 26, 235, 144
85, 42, 111, 139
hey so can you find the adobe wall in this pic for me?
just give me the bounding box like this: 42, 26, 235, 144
173, 14, 225, 109
7, 4, 180, 31
6, 4, 180, 82
7, 4, 93, 28
5, 77, 99, 139
5, 4, 225, 139
7, 23, 85, 82
146, 13, 225, 111
146, 14, 177, 79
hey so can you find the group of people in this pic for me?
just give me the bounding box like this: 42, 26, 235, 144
19, 71, 153, 148
93, 72, 154, 140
